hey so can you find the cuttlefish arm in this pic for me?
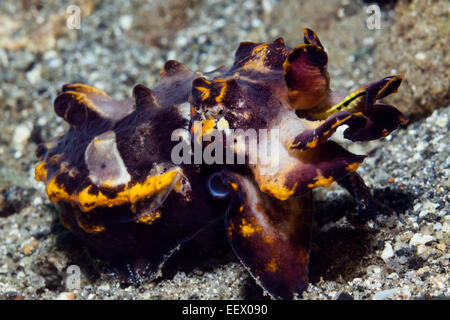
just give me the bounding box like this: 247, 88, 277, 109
208, 171, 314, 299
289, 76, 407, 151
282, 29, 407, 151
337, 171, 378, 222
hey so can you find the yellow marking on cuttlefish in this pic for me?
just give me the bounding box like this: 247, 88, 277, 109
229, 182, 239, 191
65, 84, 108, 96
306, 137, 319, 149
260, 177, 298, 201
376, 75, 404, 97
173, 177, 183, 193
345, 162, 360, 172
227, 221, 235, 239
63, 91, 104, 116
137, 210, 162, 225
294, 111, 367, 149
77, 169, 181, 212
330, 113, 363, 130
307, 170, 334, 189
263, 234, 275, 246
194, 119, 216, 144
192, 119, 216, 144
45, 169, 181, 212
240, 218, 262, 238
202, 119, 216, 136
215, 83, 227, 103
241, 43, 270, 72
34, 162, 48, 182
310, 90, 366, 120
78, 221, 105, 233
46, 175, 71, 202
290, 113, 366, 150
195, 86, 210, 100
265, 257, 278, 273
75, 213, 105, 233
100, 179, 119, 189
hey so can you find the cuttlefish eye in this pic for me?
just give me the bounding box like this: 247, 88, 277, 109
207, 172, 229, 199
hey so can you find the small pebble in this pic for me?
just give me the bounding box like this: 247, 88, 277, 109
12, 124, 31, 151
22, 238, 39, 256
435, 115, 447, 128
25, 67, 41, 84
56, 292, 76, 300
414, 52, 426, 61
119, 15, 133, 30
409, 234, 436, 246
381, 242, 394, 261
372, 288, 399, 300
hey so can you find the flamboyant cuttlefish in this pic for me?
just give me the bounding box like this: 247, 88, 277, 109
35, 29, 407, 299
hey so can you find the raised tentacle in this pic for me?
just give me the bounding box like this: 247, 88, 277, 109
300, 75, 404, 120
253, 141, 365, 200
290, 103, 407, 151
290, 75, 407, 151
283, 28, 330, 110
